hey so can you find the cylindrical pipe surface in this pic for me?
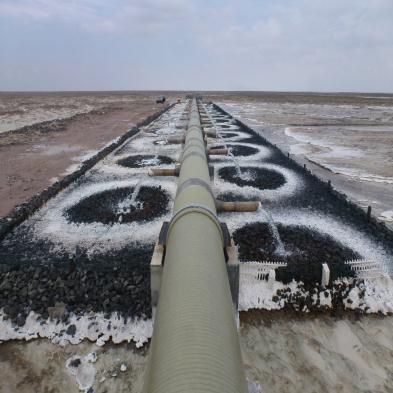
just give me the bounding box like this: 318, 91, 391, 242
143, 99, 247, 393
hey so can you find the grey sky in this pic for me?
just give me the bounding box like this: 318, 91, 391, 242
1, 0, 393, 92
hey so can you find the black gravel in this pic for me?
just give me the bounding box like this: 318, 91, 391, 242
0, 243, 153, 326
217, 132, 239, 139
0, 175, 171, 327
69, 357, 81, 367
233, 223, 357, 284
214, 144, 258, 156
117, 155, 174, 168
66, 186, 170, 225
216, 192, 257, 202
218, 166, 286, 189
250, 278, 369, 314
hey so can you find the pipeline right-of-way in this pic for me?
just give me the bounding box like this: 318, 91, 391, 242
143, 98, 248, 392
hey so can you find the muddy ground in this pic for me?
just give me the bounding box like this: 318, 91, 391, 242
2, 313, 393, 393
0, 92, 179, 217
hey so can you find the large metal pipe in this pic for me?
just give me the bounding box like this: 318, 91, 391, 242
143, 99, 247, 393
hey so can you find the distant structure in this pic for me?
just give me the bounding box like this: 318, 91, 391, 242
156, 96, 166, 103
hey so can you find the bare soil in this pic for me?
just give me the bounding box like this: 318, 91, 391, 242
0, 340, 148, 393
0, 100, 164, 217
2, 313, 393, 393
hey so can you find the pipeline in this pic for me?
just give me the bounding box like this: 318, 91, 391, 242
143, 99, 248, 393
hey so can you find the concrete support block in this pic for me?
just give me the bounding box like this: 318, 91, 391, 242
150, 243, 164, 321
268, 268, 276, 289
321, 263, 330, 288
226, 243, 240, 320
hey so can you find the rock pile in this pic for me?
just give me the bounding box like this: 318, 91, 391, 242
117, 154, 174, 168
214, 144, 258, 156
234, 222, 357, 284
67, 186, 169, 225
219, 166, 286, 189
0, 245, 153, 326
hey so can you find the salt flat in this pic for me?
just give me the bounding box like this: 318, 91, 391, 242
210, 92, 393, 226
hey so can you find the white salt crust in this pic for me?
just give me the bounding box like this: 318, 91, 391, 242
209, 141, 272, 163
0, 310, 152, 347
239, 275, 393, 315
30, 178, 177, 253
214, 162, 304, 201
209, 130, 251, 142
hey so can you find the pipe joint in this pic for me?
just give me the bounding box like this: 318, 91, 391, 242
167, 204, 224, 245
176, 177, 215, 199
181, 150, 207, 163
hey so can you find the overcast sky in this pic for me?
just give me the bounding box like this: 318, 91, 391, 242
1, 0, 393, 92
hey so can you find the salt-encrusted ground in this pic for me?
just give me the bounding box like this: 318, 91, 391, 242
216, 95, 393, 228
204, 102, 393, 273
1, 96, 393, 393
1, 99, 392, 338
0, 102, 188, 340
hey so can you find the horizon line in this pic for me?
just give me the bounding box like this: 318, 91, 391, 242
1, 89, 393, 96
